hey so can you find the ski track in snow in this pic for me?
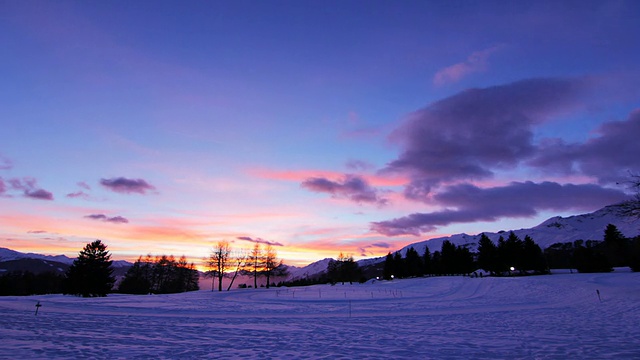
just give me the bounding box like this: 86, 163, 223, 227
1, 272, 639, 359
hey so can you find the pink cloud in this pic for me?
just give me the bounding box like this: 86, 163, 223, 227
433, 45, 503, 86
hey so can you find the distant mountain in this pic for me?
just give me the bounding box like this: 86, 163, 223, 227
288, 202, 640, 280
4, 203, 638, 281
0, 247, 132, 276
396, 202, 639, 257
286, 258, 333, 281
0, 258, 69, 275
0, 247, 75, 265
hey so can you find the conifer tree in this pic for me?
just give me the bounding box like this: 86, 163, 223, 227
64, 240, 115, 297
477, 233, 497, 274
603, 224, 627, 267
405, 247, 423, 277
422, 246, 432, 276
383, 252, 394, 280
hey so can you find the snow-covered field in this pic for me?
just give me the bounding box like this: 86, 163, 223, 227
1, 271, 639, 359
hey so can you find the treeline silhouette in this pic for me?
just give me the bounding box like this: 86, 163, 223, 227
383, 231, 547, 279
118, 255, 200, 294
0, 271, 65, 296
544, 224, 640, 273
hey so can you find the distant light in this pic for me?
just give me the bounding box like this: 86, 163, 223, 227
510, 267, 515, 271
391, 275, 394, 279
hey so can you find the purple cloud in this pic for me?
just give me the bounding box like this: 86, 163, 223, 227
100, 177, 155, 194
383, 77, 590, 199
372, 181, 627, 236
301, 175, 388, 205
0, 154, 12, 170
0, 178, 5, 195
236, 236, 284, 247
84, 214, 129, 224
7, 177, 54, 200
25, 189, 54, 200
529, 109, 640, 184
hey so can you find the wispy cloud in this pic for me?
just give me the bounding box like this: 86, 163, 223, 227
0, 154, 12, 170
358, 242, 392, 257
66, 191, 90, 199
84, 214, 130, 224
433, 45, 503, 86
100, 177, 156, 194
77, 181, 91, 190
236, 236, 284, 247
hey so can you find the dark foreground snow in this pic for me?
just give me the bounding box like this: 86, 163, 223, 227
1, 271, 638, 359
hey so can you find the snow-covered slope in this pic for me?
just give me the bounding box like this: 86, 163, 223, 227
286, 258, 332, 280
1, 272, 638, 358
399, 202, 640, 256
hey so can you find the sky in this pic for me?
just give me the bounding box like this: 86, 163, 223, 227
1, 0, 639, 267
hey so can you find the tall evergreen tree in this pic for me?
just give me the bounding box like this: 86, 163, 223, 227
603, 224, 627, 267
393, 251, 405, 278
382, 252, 394, 280
440, 240, 457, 275
521, 235, 547, 273
477, 233, 497, 274
422, 246, 432, 276
405, 247, 423, 277
64, 240, 115, 297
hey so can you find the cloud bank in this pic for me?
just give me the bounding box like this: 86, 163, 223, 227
101, 177, 156, 194
372, 181, 628, 236
368, 77, 639, 235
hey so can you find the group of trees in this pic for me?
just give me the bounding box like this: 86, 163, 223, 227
476, 233, 547, 275
326, 253, 362, 284
205, 241, 287, 290
0, 271, 65, 296
545, 224, 640, 273
384, 232, 548, 280
118, 255, 199, 294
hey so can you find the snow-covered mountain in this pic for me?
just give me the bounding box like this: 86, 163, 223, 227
397, 202, 640, 257
0, 247, 76, 265
286, 258, 333, 280
269, 203, 640, 281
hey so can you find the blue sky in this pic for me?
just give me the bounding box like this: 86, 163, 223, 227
1, 0, 639, 266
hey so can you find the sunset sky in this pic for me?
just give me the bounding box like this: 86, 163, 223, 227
1, 1, 639, 267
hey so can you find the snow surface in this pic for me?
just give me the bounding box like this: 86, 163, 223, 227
1, 271, 639, 359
